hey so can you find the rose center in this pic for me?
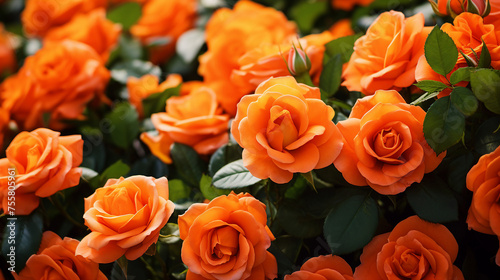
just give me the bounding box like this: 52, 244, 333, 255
266, 106, 298, 151
373, 128, 402, 158
392, 250, 429, 278
211, 226, 239, 260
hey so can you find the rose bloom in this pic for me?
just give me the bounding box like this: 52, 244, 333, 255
0, 40, 110, 130
44, 9, 121, 62
331, 0, 375, 10
179, 192, 277, 280
141, 85, 229, 164
22, 0, 107, 36
333, 90, 445, 195
433, 0, 497, 16
127, 74, 182, 118
466, 145, 500, 265
13, 231, 106, 280
0, 108, 9, 150
198, 0, 297, 116
0, 128, 83, 215
284, 255, 354, 280
75, 176, 175, 263
130, 0, 197, 64
0, 24, 16, 75
231, 76, 343, 184
342, 11, 431, 95
415, 12, 500, 97
354, 215, 464, 279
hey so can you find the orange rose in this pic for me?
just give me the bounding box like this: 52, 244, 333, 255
333, 90, 445, 195
231, 76, 343, 184
13, 231, 106, 280
466, 145, 500, 265
199, 0, 297, 115
284, 255, 354, 280
342, 11, 431, 95
127, 74, 182, 118
0, 24, 16, 75
75, 176, 175, 263
141, 85, 229, 164
0, 40, 110, 130
354, 216, 464, 280
331, 0, 375, 10
44, 9, 121, 62
0, 128, 83, 215
22, 0, 107, 36
485, 0, 500, 24
130, 0, 197, 64
0, 109, 8, 149
178, 192, 277, 280
433, 0, 493, 16
415, 13, 500, 96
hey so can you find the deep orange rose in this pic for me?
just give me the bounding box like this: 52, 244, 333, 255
466, 145, 500, 265
130, 0, 197, 64
354, 216, 464, 280
0, 24, 16, 75
333, 90, 445, 195
331, 0, 375, 10
231, 76, 343, 184
178, 192, 277, 280
141, 85, 229, 164
75, 176, 175, 263
44, 9, 121, 62
22, 0, 106, 36
415, 13, 500, 97
342, 11, 431, 95
0, 40, 110, 130
0, 108, 8, 150
0, 128, 83, 215
13, 231, 106, 280
199, 0, 297, 116
127, 74, 182, 118
285, 255, 354, 280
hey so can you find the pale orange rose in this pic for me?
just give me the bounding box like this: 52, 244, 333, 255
466, 145, 500, 265
13, 231, 107, 280
0, 24, 16, 75
75, 176, 175, 263
231, 76, 343, 184
284, 255, 354, 280
179, 192, 277, 280
141, 85, 229, 164
342, 11, 431, 95
415, 13, 500, 97
0, 40, 110, 130
127, 74, 182, 118
333, 90, 445, 195
130, 0, 197, 64
0, 128, 83, 215
199, 0, 297, 116
331, 0, 375, 10
354, 216, 464, 280
44, 9, 121, 62
22, 0, 107, 36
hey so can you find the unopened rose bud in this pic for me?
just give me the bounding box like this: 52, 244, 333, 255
430, 0, 491, 17
287, 43, 311, 76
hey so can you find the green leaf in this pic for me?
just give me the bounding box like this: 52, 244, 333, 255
110, 35, 143, 63
289, 1, 328, 33
449, 67, 472, 85
159, 223, 181, 244
423, 96, 465, 154
323, 34, 362, 64
323, 189, 378, 255
212, 159, 262, 189
142, 84, 181, 118
424, 26, 458, 76
276, 200, 323, 239
450, 87, 478, 116
410, 91, 440, 106
414, 80, 449, 93
284, 175, 308, 199
127, 155, 169, 178
478, 39, 491, 68
447, 151, 474, 193
2, 211, 43, 273
320, 54, 343, 100
473, 116, 500, 155
470, 69, 500, 114
98, 160, 130, 187
170, 143, 207, 187
199, 174, 232, 201
110, 59, 161, 84
80, 167, 98, 183
107, 2, 142, 30
168, 179, 191, 202
176, 29, 206, 63
406, 175, 459, 223
208, 144, 243, 177
105, 103, 140, 149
